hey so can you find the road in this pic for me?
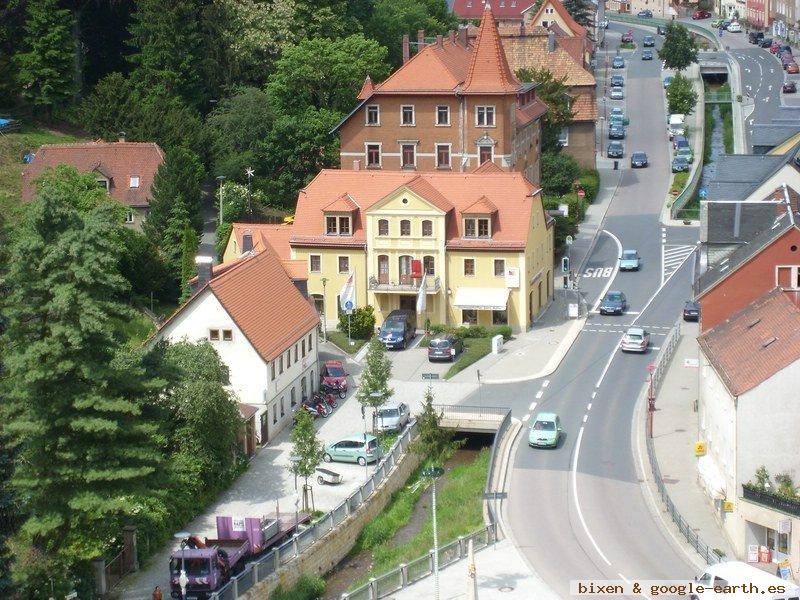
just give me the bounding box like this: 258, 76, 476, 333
467, 24, 702, 597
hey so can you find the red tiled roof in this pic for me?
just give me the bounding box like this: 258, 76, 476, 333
523, 0, 588, 38
291, 169, 543, 250
281, 259, 308, 280
452, 0, 536, 20
698, 288, 800, 396
471, 160, 506, 174
463, 195, 498, 214
21, 141, 164, 208
238, 403, 259, 420
231, 223, 294, 260
371, 38, 473, 94
571, 91, 596, 121
463, 5, 521, 94
323, 193, 360, 212
357, 75, 374, 101
517, 99, 549, 126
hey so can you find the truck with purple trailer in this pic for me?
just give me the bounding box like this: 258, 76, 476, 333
169, 514, 306, 599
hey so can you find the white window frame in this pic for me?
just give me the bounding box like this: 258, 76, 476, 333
436, 105, 450, 126
309, 254, 321, 273
338, 215, 352, 236
478, 144, 494, 164
209, 329, 220, 341
97, 179, 109, 191
463, 217, 492, 238
129, 176, 140, 188
776, 265, 800, 289
125, 211, 134, 224
463, 257, 476, 277
475, 105, 496, 127
399, 219, 412, 236
400, 143, 417, 169
436, 143, 451, 168
338, 256, 350, 274
494, 259, 506, 277
558, 126, 570, 147
365, 142, 382, 168
366, 104, 380, 126
421, 219, 433, 237
542, 19, 550, 27
400, 105, 415, 126
325, 215, 338, 235
222, 329, 233, 342
377, 219, 389, 236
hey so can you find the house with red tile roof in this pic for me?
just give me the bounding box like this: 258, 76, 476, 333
452, 0, 537, 24
287, 167, 554, 332
152, 248, 320, 443
697, 288, 800, 572
334, 4, 547, 185
21, 139, 164, 231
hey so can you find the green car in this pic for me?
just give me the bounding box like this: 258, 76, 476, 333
528, 412, 563, 448
675, 147, 694, 162
324, 434, 382, 466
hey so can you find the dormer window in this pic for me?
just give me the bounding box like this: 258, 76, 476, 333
129, 176, 140, 188
464, 217, 491, 238
97, 179, 109, 191
325, 215, 352, 236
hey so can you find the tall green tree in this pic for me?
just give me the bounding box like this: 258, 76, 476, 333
659, 23, 698, 71
0, 193, 162, 594
0, 433, 16, 596
80, 73, 134, 140
562, 0, 593, 29
410, 386, 455, 459
289, 409, 325, 511
355, 337, 393, 426
13, 0, 77, 115
180, 223, 200, 301
516, 68, 574, 152
666, 72, 698, 115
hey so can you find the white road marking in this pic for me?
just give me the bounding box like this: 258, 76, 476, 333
535, 390, 543, 399
529, 401, 538, 411
650, 346, 661, 350
587, 403, 592, 411
749, 118, 755, 125
583, 414, 588, 423
764, 96, 771, 103
771, 68, 775, 73
571, 425, 612, 566
542, 379, 550, 388
522, 413, 531, 422
632, 247, 696, 327
746, 84, 752, 91
591, 392, 597, 399
591, 230, 623, 312
769, 84, 773, 91
595, 345, 619, 389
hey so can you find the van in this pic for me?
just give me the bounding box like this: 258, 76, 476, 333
378, 309, 417, 350
668, 114, 686, 139
690, 561, 800, 600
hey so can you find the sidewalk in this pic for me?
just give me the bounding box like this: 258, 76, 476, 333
391, 539, 560, 600
645, 321, 737, 563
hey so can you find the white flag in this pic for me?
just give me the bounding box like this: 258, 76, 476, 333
339, 272, 356, 313
416, 271, 427, 314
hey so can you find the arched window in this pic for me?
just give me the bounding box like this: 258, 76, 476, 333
423, 256, 435, 275
378, 219, 389, 235
400, 219, 411, 236
422, 220, 433, 236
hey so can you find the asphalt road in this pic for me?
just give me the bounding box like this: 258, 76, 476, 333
464, 24, 702, 597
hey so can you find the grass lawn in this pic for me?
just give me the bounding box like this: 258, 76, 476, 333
670, 171, 690, 196
676, 196, 700, 221
445, 337, 492, 380
325, 330, 367, 354
0, 124, 85, 223
352, 448, 490, 585
113, 311, 157, 348
620, 42, 635, 50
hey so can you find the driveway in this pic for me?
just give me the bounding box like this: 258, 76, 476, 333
385, 338, 453, 381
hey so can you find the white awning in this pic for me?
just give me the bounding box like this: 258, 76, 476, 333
697, 455, 728, 500
452, 287, 510, 311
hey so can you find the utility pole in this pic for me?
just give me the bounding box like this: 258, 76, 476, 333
216, 175, 226, 228
647, 363, 656, 438
423, 466, 444, 600
321, 277, 328, 343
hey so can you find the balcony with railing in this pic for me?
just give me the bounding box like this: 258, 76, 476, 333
367, 274, 441, 294
742, 485, 800, 518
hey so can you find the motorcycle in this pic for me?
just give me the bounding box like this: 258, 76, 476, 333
315, 390, 338, 410
299, 397, 320, 419
311, 395, 330, 418
322, 382, 347, 399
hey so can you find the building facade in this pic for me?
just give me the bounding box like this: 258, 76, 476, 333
748, 0, 771, 28
335, 5, 547, 185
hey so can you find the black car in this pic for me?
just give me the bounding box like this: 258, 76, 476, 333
609, 125, 626, 139
657, 25, 667, 35
642, 49, 654, 60
631, 151, 648, 167
610, 74, 625, 87
642, 35, 656, 47
781, 44, 792, 53
607, 141, 624, 158
784, 81, 797, 94
683, 300, 700, 322
760, 38, 774, 48
749, 31, 765, 44
637, 9, 653, 17
427, 333, 464, 362
599, 291, 628, 315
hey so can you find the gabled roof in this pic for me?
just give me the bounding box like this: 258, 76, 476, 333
463, 4, 521, 94
698, 288, 800, 396
323, 193, 360, 212
230, 222, 294, 261
462, 195, 498, 214
471, 160, 505, 174
357, 76, 374, 101
523, 0, 588, 37
158, 249, 319, 363
751, 124, 800, 149
405, 176, 455, 212
701, 201, 787, 245
22, 141, 165, 208
705, 145, 800, 201
452, 0, 537, 20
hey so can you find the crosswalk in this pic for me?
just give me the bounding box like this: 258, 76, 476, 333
662, 244, 695, 284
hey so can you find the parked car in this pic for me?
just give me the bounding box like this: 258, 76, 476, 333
324, 434, 382, 466
610, 87, 624, 100
610, 107, 625, 118
320, 360, 349, 395
672, 134, 689, 150
711, 17, 725, 27
607, 141, 624, 158
427, 333, 464, 362
781, 44, 793, 53
637, 9, 653, 17
642, 49, 654, 60
692, 9, 712, 18
619, 249, 641, 270
770, 41, 780, 53
643, 35, 656, 47
378, 309, 416, 349
675, 146, 694, 162
683, 300, 700, 321
783, 56, 796, 69
787, 63, 799, 74
760, 38, 774, 48
721, 19, 732, 29
621, 327, 650, 353
609, 125, 626, 139
749, 31, 765, 44
528, 412, 562, 448
612, 56, 625, 68
663, 75, 674, 88
672, 156, 691, 172
609, 114, 625, 128
657, 25, 667, 35
621, 30, 634, 43
599, 291, 627, 315
630, 151, 648, 168
784, 81, 798, 93
727, 21, 742, 32
611, 74, 625, 87
375, 402, 410, 433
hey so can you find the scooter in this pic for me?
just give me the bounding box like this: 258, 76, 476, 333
322, 382, 346, 399
315, 390, 338, 410
299, 397, 320, 419
312, 395, 330, 418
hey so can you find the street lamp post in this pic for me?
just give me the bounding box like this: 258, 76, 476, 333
245, 167, 254, 216
647, 364, 657, 438
422, 466, 445, 600
289, 455, 301, 525
321, 277, 328, 343
216, 175, 226, 228
174, 531, 190, 600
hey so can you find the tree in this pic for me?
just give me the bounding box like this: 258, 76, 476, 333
179, 223, 200, 301
355, 336, 393, 426
562, 0, 593, 28
410, 386, 456, 459
80, 73, 134, 140
541, 153, 581, 196
289, 409, 325, 511
659, 23, 698, 71
14, 0, 77, 115
337, 305, 376, 339
0, 434, 16, 596
32, 164, 121, 215
118, 228, 176, 303
666, 73, 698, 115
0, 193, 162, 593
266, 34, 390, 115
517, 68, 575, 153
214, 181, 276, 258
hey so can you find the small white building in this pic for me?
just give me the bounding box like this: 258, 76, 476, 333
154, 249, 320, 444
698, 288, 800, 573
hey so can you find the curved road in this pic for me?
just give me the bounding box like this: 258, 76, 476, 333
467, 24, 703, 597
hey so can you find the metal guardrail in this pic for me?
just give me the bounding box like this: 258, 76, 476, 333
705, 92, 733, 103
607, 14, 723, 50
209, 421, 419, 599
483, 409, 511, 526
642, 320, 725, 565
434, 404, 509, 419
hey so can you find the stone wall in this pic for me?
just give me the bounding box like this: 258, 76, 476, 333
241, 448, 424, 599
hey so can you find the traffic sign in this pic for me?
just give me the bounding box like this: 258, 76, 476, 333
566, 235, 574, 246
699, 187, 708, 199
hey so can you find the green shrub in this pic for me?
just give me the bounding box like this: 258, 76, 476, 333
541, 153, 581, 196
578, 169, 600, 203
337, 305, 375, 339
425, 324, 511, 341
270, 575, 325, 600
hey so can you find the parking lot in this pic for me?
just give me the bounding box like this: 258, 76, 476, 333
383, 335, 455, 381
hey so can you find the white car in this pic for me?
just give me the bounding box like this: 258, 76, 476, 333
620, 327, 650, 353
610, 88, 624, 100
727, 21, 742, 32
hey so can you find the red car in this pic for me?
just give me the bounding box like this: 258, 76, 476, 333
621, 30, 634, 43
787, 62, 800, 74
771, 41, 781, 53
692, 10, 711, 19
320, 360, 348, 397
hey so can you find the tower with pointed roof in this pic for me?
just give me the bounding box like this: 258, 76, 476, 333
333, 4, 547, 184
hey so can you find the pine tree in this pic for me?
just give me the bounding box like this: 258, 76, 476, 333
410, 386, 454, 459
180, 222, 200, 301
145, 147, 205, 244
289, 409, 325, 511
13, 0, 77, 114
0, 193, 162, 588
0, 433, 16, 596
562, 0, 593, 29
355, 337, 393, 425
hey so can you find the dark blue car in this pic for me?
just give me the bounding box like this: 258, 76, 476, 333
599, 291, 628, 315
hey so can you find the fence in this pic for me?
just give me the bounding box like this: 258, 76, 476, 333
209, 421, 419, 600
642, 320, 725, 566
607, 13, 723, 49
483, 409, 512, 527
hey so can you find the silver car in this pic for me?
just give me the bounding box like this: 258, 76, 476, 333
621, 327, 650, 353
375, 402, 410, 433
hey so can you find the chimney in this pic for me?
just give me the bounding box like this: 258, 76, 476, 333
418, 29, 425, 49
402, 34, 411, 63
242, 233, 253, 253
194, 256, 213, 291
459, 26, 469, 47
436, 34, 444, 48
118, 131, 126, 142
353, 159, 361, 171
547, 30, 556, 53
449, 30, 456, 45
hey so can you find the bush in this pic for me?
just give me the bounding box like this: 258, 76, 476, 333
337, 305, 375, 339
270, 575, 326, 600
541, 152, 581, 196
578, 169, 600, 203
426, 324, 511, 341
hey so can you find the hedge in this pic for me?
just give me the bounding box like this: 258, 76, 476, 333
429, 323, 512, 341
578, 169, 600, 203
